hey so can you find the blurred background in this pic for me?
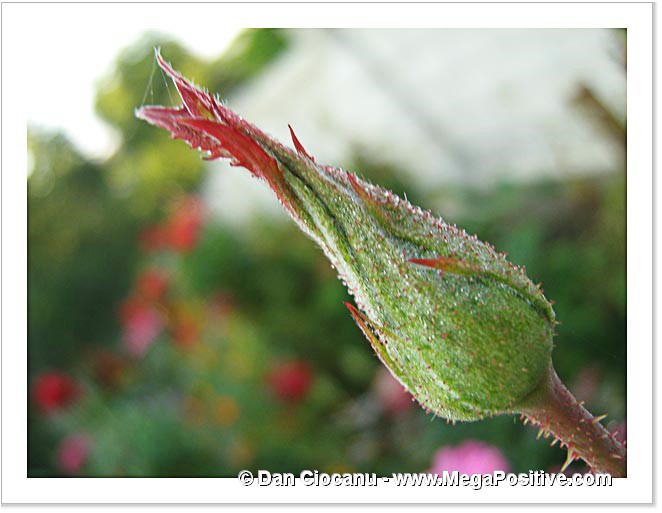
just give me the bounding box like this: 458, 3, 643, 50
28, 28, 626, 477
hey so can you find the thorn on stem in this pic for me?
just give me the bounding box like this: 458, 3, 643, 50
560, 451, 575, 473
591, 414, 608, 424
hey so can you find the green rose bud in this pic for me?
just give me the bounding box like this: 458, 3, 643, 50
136, 52, 625, 475
136, 51, 554, 422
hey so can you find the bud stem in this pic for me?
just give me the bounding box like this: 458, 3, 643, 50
519, 363, 626, 477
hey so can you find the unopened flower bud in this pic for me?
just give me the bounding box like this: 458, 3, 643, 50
137, 52, 556, 422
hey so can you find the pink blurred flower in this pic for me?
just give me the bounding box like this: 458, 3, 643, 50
266, 361, 314, 403
56, 434, 92, 475
373, 367, 413, 415
429, 440, 510, 475
120, 297, 163, 357
32, 372, 79, 413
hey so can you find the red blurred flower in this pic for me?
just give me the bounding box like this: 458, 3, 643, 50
373, 367, 414, 416
165, 196, 204, 252
135, 268, 169, 301
32, 372, 79, 413
139, 196, 205, 254
120, 297, 163, 357
266, 361, 314, 403
429, 440, 510, 475
56, 434, 92, 475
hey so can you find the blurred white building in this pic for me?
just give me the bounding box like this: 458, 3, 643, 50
204, 29, 626, 223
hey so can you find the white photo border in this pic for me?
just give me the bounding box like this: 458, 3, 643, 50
1, 1, 653, 504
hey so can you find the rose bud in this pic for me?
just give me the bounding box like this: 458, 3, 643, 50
136, 52, 625, 476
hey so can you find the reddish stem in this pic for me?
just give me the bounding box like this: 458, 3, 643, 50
518, 363, 626, 477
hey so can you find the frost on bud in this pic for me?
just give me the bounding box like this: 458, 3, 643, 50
136, 51, 555, 422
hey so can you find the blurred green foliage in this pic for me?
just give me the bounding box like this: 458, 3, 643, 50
28, 131, 140, 367
28, 29, 625, 477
